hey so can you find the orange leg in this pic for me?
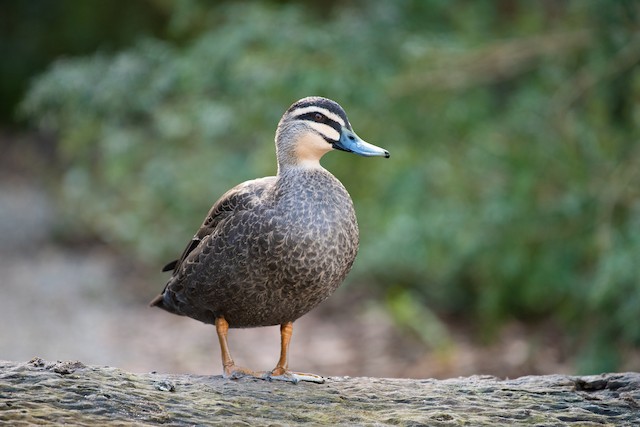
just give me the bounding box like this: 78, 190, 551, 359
271, 322, 293, 376
215, 316, 256, 379
268, 321, 325, 383
214, 317, 324, 383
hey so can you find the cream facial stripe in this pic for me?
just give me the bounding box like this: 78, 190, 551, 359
292, 106, 346, 128
306, 122, 340, 141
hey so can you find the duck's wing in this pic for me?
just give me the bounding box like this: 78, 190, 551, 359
150, 176, 275, 309
161, 176, 276, 275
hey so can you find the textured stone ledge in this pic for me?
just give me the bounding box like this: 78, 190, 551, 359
1, 358, 639, 426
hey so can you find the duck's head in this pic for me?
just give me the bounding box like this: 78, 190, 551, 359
275, 96, 390, 170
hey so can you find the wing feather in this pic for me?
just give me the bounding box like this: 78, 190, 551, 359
161, 176, 276, 275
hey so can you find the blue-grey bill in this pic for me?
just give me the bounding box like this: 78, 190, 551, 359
335, 127, 390, 158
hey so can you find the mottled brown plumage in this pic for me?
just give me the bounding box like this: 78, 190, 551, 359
150, 96, 389, 382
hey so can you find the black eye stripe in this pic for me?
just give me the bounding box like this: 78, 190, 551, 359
296, 112, 342, 133
298, 112, 325, 122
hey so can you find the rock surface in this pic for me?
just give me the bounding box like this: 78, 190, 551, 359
1, 358, 639, 426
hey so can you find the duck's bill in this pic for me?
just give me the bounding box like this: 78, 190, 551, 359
334, 127, 390, 158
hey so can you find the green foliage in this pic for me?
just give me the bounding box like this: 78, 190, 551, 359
21, 0, 640, 373
0, 0, 168, 123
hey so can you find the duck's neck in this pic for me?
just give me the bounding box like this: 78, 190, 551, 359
275, 162, 338, 194
277, 160, 326, 175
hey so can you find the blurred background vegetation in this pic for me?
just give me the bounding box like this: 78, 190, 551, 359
3, 0, 640, 374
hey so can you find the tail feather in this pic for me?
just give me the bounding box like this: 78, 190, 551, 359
149, 291, 184, 317
162, 260, 178, 272
149, 293, 165, 308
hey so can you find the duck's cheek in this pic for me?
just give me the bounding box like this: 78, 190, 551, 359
294, 133, 334, 167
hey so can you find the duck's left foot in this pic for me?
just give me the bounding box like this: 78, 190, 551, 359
264, 368, 325, 384
223, 364, 262, 380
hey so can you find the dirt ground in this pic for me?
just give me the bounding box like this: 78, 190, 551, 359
0, 171, 584, 380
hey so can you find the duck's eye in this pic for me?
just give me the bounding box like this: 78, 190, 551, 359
313, 113, 324, 122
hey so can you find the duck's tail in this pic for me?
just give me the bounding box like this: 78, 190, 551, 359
149, 293, 165, 308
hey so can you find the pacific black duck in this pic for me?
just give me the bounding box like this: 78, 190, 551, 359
150, 96, 389, 383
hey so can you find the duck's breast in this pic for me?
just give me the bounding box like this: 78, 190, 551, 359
162, 169, 360, 327
228, 169, 359, 326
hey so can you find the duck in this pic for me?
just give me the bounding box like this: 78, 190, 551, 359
150, 96, 389, 383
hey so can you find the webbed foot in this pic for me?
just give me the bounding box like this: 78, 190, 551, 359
265, 367, 325, 384
223, 364, 262, 380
